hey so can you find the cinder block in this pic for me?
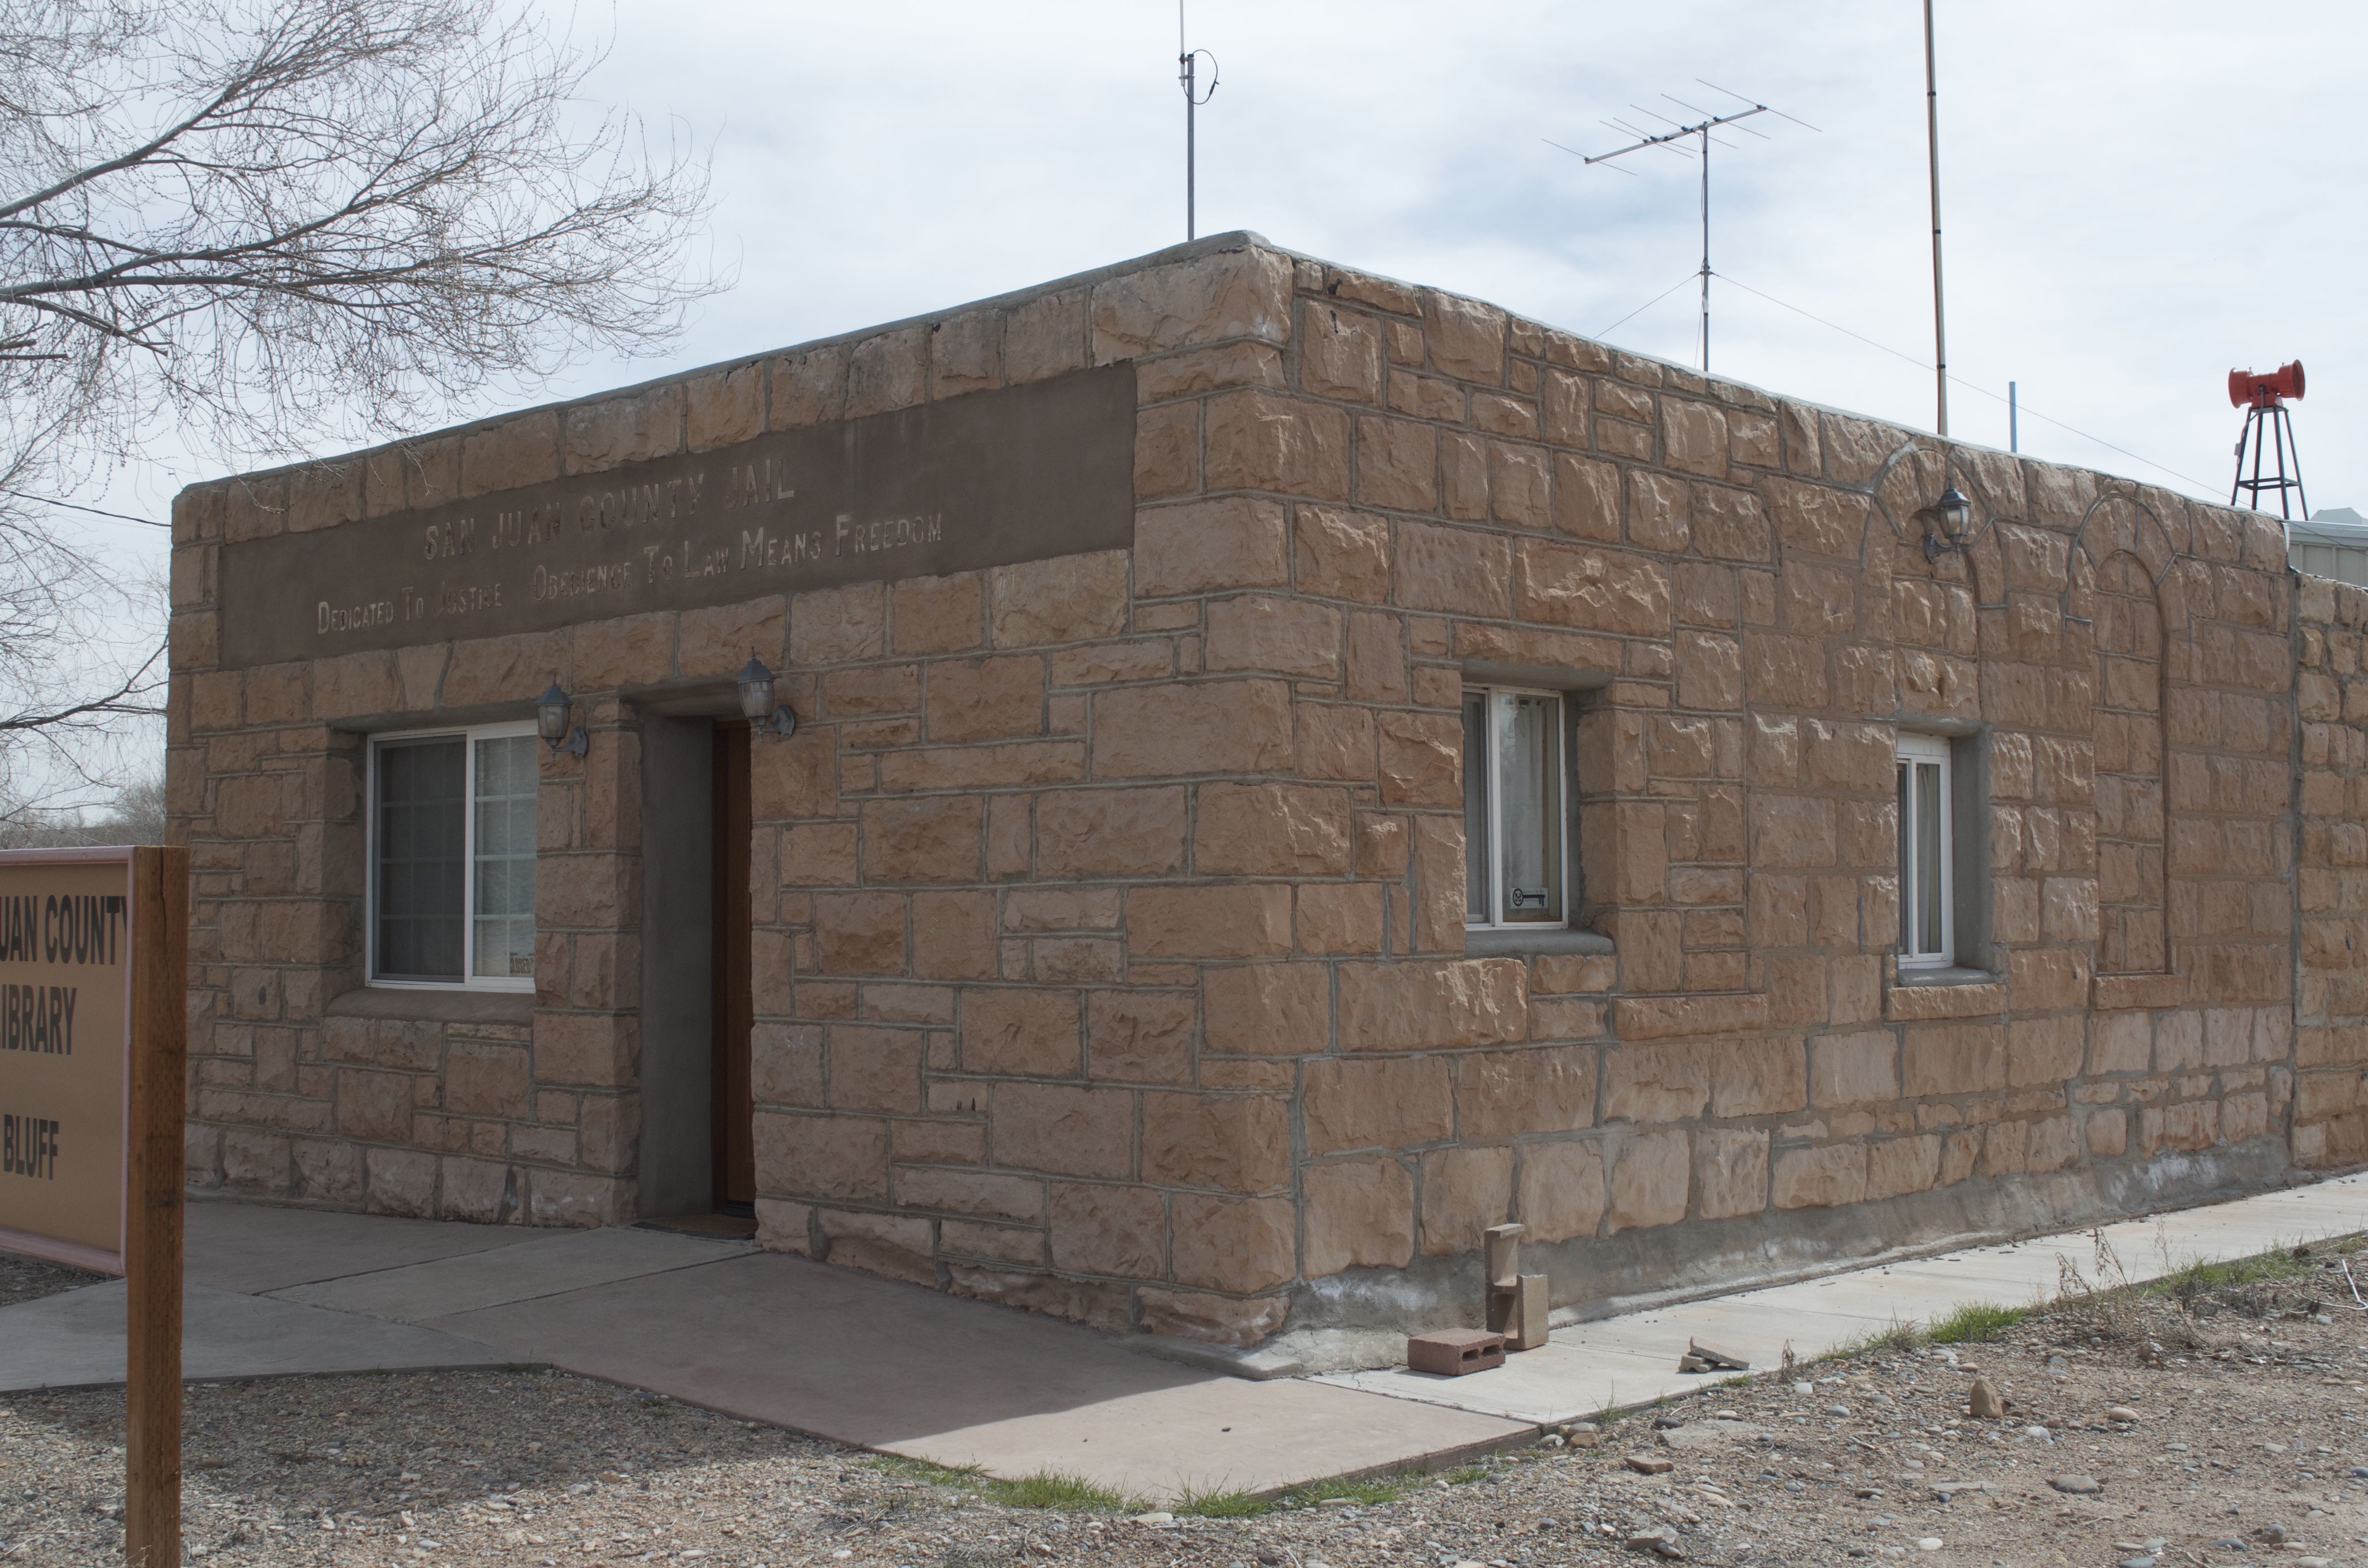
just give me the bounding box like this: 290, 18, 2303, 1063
1406, 1327, 1506, 1377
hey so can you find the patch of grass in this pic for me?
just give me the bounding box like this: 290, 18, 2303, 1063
2150, 1247, 2315, 1301
1926, 1300, 2026, 1344
985, 1471, 1138, 1512
1433, 1463, 1490, 1486
871, 1456, 1139, 1512
871, 1455, 986, 1489
1809, 1318, 1925, 1365
1253, 1475, 1409, 1514
1170, 1484, 1269, 1519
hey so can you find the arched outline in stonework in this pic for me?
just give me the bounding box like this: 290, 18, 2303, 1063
2065, 492, 2190, 977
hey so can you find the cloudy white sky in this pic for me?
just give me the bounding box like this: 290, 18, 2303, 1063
63, 0, 2368, 784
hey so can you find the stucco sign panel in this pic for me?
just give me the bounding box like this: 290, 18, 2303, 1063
217, 363, 1137, 668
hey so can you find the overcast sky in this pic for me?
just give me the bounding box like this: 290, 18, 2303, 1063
69, 0, 2368, 752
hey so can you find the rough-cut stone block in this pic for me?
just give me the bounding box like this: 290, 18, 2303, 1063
990, 552, 1129, 647
1419, 1146, 1515, 1254
1136, 1287, 1288, 1348
1048, 1181, 1165, 1277
1128, 883, 1294, 958
756, 1114, 888, 1201
1337, 960, 1528, 1050
1303, 1156, 1415, 1277
1202, 962, 1328, 1056
1036, 786, 1188, 878
1518, 1139, 1606, 1243
1693, 1127, 1770, 1220
1394, 522, 1513, 618
1136, 497, 1290, 596
1204, 389, 1350, 499
1192, 782, 1350, 875
1092, 679, 1293, 779
1515, 541, 1673, 637
1771, 1143, 1868, 1210
1606, 1131, 1690, 1233
1171, 1193, 1296, 1292
961, 988, 1081, 1077
1456, 1046, 1596, 1138
1304, 1056, 1453, 1153
992, 1082, 1133, 1179
1140, 1091, 1289, 1192
1091, 250, 1293, 362
1295, 506, 1392, 603
925, 656, 1045, 742
1422, 290, 1507, 382
1203, 595, 1341, 679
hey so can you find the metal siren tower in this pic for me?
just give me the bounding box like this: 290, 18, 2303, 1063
2228, 360, 2307, 520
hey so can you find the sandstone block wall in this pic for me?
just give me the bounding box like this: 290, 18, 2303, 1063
168, 233, 2353, 1348
2293, 575, 2368, 1165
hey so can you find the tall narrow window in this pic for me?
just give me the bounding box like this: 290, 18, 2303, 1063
372, 723, 537, 989
1896, 734, 1952, 969
1464, 687, 1567, 928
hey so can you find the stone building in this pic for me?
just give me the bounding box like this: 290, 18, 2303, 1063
167, 233, 2368, 1352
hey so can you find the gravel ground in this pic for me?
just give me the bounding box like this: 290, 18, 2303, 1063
0, 1253, 103, 1310
3, 1235, 2368, 1567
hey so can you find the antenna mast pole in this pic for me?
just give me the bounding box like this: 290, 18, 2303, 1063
1698, 126, 1710, 371
1178, 5, 1218, 242
1555, 86, 1806, 375
1180, 4, 1194, 241
1924, 0, 1949, 436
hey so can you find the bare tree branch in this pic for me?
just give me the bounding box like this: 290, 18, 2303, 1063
0, 0, 717, 802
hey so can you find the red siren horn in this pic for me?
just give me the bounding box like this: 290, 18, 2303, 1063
2229, 360, 2305, 408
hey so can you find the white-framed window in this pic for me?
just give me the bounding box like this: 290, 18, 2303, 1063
1896, 733, 1953, 969
369, 723, 538, 990
1463, 686, 1568, 929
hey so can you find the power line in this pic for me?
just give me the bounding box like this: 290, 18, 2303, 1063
1594, 272, 1701, 340
0, 490, 169, 529
1708, 271, 2220, 496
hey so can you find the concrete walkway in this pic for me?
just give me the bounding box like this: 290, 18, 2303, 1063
1318, 1171, 2368, 1428
2, 1175, 2363, 1500
0, 1198, 1527, 1501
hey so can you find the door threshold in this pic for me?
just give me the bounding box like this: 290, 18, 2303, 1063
635, 1211, 759, 1240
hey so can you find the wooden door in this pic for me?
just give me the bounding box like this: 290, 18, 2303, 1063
710, 722, 756, 1210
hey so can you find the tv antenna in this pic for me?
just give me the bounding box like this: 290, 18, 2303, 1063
1178, 3, 1218, 241
1548, 82, 1816, 373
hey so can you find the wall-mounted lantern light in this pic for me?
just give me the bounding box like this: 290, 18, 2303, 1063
736, 657, 799, 738
536, 682, 589, 757
1922, 485, 1974, 563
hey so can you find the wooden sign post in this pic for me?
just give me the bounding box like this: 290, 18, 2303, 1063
0, 846, 187, 1568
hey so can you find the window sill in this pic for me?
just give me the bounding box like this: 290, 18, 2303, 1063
1464, 927, 1615, 958
329, 986, 536, 1026
1890, 965, 1996, 989
1884, 966, 2005, 1023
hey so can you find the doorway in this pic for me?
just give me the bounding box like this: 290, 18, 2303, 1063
710, 722, 754, 1213
634, 712, 755, 1235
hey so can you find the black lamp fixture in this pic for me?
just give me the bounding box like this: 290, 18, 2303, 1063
536, 682, 588, 757
1922, 485, 1975, 563
736, 656, 798, 738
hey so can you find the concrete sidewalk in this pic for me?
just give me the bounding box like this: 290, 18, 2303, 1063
2, 1174, 2363, 1500
0, 1198, 1528, 1501
1318, 1171, 2368, 1427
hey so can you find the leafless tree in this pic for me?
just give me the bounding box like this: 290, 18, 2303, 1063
0, 0, 716, 803
0, 768, 164, 846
